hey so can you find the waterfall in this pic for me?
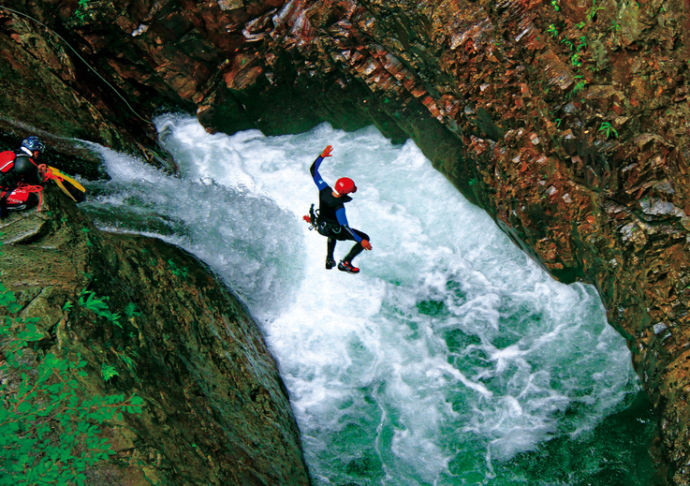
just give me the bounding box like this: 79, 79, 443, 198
80, 114, 655, 485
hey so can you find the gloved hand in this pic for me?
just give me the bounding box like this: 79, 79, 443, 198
361, 239, 372, 251
321, 145, 333, 158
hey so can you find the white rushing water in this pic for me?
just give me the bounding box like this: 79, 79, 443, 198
81, 114, 641, 485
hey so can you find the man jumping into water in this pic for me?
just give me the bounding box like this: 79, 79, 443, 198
308, 145, 372, 273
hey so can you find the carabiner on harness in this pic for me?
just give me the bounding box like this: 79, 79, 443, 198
303, 204, 320, 231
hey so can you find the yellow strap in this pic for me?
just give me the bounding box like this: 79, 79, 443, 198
48, 166, 86, 193
54, 178, 77, 202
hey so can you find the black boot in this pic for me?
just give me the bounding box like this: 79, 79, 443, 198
337, 260, 360, 273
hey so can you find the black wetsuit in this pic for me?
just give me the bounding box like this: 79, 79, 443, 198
0, 152, 41, 187
310, 154, 369, 263
0, 151, 43, 216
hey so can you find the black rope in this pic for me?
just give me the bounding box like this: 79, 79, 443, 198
0, 4, 153, 125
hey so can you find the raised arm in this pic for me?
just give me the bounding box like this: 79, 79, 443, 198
310, 145, 333, 190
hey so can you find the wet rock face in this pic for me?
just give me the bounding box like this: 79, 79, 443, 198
0, 188, 310, 485
2, 0, 690, 482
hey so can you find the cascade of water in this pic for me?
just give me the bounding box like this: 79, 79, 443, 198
80, 114, 653, 485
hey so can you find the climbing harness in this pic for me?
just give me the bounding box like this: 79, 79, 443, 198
303, 203, 319, 231
303, 203, 343, 237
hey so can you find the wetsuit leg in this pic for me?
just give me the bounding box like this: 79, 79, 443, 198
327, 237, 337, 260
0, 191, 8, 218
22, 193, 39, 210
343, 229, 369, 263
0, 188, 38, 216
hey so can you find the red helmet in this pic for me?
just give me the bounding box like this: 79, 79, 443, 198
335, 177, 357, 195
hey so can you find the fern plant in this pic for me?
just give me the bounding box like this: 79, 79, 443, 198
73, 0, 91, 23
586, 0, 605, 21
0, 283, 143, 485
599, 121, 619, 139
79, 290, 122, 328
101, 362, 119, 382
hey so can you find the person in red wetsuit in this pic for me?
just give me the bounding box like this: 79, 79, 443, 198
309, 145, 372, 273
0, 136, 49, 217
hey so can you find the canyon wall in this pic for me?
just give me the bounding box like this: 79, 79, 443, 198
0, 187, 311, 484
2, 0, 689, 482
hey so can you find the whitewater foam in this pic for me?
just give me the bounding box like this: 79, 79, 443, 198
81, 114, 641, 484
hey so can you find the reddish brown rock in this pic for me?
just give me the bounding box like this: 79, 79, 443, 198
2, 0, 690, 483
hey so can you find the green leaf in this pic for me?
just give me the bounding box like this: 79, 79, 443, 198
572, 80, 586, 93
16, 401, 33, 414
0, 275, 144, 484
130, 395, 145, 407
598, 121, 619, 139
101, 363, 119, 382
124, 302, 141, 319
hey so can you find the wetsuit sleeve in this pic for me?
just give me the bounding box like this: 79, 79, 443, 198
310, 155, 329, 191
335, 207, 363, 243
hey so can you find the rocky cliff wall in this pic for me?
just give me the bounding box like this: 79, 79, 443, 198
0, 188, 310, 484
1, 0, 690, 483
